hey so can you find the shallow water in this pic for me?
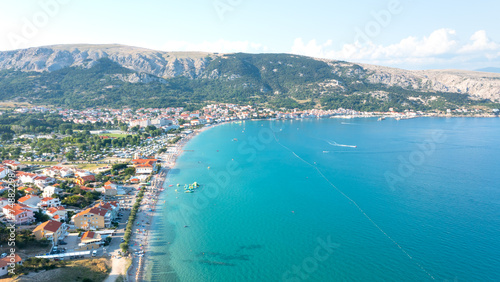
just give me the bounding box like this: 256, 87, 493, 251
145, 118, 500, 281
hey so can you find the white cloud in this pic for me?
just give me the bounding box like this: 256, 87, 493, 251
459, 30, 500, 53
160, 39, 268, 53
291, 29, 500, 69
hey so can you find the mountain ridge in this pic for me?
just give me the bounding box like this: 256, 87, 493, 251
0, 44, 499, 110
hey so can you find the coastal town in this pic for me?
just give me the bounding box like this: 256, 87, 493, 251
0, 103, 498, 281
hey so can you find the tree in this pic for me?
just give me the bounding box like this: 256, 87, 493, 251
1, 133, 13, 141
145, 125, 156, 133
120, 242, 128, 253
67, 210, 75, 221
34, 209, 50, 223
123, 167, 135, 176
11, 125, 24, 135
59, 182, 68, 190
65, 150, 76, 161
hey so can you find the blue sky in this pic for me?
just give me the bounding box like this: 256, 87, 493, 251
1, 0, 499, 70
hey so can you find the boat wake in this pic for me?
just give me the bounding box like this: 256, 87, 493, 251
273, 132, 435, 280
327, 140, 357, 148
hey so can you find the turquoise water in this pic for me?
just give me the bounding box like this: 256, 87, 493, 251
145, 118, 500, 281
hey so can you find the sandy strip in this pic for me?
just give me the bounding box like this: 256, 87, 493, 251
129, 125, 217, 281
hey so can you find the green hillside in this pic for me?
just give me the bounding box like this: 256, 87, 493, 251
0, 54, 496, 111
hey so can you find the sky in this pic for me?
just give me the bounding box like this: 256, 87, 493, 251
0, 0, 499, 70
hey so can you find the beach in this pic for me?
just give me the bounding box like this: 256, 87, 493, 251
124, 125, 216, 281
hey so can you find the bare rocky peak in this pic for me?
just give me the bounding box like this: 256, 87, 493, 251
0, 44, 216, 78
358, 63, 500, 101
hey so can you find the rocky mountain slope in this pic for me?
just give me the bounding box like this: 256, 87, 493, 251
359, 64, 500, 101
0, 44, 499, 109
0, 44, 213, 79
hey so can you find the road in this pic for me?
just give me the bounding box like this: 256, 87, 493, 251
103, 190, 136, 282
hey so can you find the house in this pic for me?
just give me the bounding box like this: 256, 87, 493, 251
32, 220, 66, 243
0, 183, 8, 194
34, 176, 55, 188
94, 201, 119, 219
23, 187, 37, 195
0, 166, 11, 179
73, 207, 111, 230
103, 182, 118, 196
19, 186, 37, 195
81, 230, 102, 243
74, 175, 96, 185
103, 185, 117, 196
18, 195, 42, 208
0, 198, 9, 208
42, 186, 61, 198
131, 159, 158, 174
2, 204, 35, 225
104, 181, 117, 188
16, 172, 38, 184
42, 167, 58, 178
76, 230, 102, 251
37, 197, 61, 209
74, 170, 93, 178
2, 160, 25, 170
0, 254, 22, 277
59, 167, 74, 178
43, 166, 74, 178
46, 206, 66, 222
80, 186, 95, 192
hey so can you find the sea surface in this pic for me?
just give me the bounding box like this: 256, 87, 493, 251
144, 118, 500, 282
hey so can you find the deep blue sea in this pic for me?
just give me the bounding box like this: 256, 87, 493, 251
145, 118, 500, 282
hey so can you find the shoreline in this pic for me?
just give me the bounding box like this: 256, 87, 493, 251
128, 124, 220, 281
129, 116, 498, 280
126, 118, 499, 281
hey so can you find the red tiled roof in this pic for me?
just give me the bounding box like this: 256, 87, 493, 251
0, 254, 21, 268
3, 203, 32, 216
47, 206, 65, 213
18, 195, 39, 203
81, 175, 96, 181
76, 207, 108, 218
81, 230, 96, 240
33, 220, 63, 233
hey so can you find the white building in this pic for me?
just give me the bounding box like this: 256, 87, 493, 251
43, 186, 60, 198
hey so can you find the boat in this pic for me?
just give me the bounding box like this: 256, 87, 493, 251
233, 138, 238, 141
184, 190, 193, 193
